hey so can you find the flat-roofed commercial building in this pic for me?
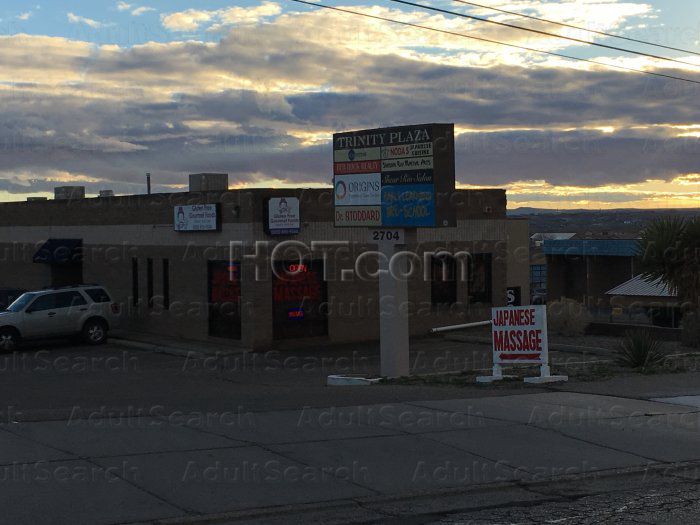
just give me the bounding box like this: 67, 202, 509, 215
0, 185, 529, 350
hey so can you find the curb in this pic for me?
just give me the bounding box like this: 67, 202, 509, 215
110, 336, 246, 359
148, 460, 700, 524
327, 374, 381, 386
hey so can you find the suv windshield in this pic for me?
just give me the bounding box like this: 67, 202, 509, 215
6, 292, 39, 312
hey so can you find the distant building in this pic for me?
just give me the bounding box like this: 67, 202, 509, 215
544, 238, 639, 307
606, 275, 680, 328
530, 232, 575, 247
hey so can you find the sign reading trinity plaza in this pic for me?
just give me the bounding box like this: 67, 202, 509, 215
333, 123, 455, 228
477, 305, 568, 384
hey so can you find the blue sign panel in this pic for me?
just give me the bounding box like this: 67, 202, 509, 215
381, 184, 435, 227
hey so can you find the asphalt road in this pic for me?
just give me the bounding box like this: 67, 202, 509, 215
3, 339, 700, 524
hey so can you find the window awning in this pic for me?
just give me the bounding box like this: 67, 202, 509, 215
33, 239, 83, 265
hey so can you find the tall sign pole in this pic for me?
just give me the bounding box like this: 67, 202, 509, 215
333, 124, 455, 378
375, 230, 410, 377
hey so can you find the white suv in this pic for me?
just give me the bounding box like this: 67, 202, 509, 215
0, 286, 120, 351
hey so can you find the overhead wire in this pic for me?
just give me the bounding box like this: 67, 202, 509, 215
288, 0, 700, 85
450, 0, 700, 58
386, 0, 700, 68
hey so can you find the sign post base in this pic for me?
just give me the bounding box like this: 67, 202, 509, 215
476, 364, 516, 383
523, 365, 568, 384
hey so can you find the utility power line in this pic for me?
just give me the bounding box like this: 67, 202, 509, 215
289, 0, 700, 85
387, 0, 700, 68
451, 0, 700, 58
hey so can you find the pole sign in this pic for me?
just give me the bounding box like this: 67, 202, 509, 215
477, 305, 567, 384
333, 123, 455, 228
492, 305, 547, 365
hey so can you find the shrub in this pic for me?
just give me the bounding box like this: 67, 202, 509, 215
547, 299, 592, 336
681, 311, 700, 348
615, 330, 666, 371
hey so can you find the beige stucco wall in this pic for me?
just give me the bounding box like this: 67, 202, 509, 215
0, 188, 528, 350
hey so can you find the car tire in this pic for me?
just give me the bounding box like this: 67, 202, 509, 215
82, 319, 108, 345
0, 328, 19, 352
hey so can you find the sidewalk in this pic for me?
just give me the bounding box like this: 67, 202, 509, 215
4, 389, 700, 524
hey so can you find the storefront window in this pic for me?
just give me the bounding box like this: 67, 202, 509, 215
272, 260, 328, 340
431, 255, 457, 306
208, 261, 241, 339
469, 254, 492, 304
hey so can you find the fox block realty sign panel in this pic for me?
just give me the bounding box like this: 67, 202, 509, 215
491, 305, 548, 365
333, 123, 455, 228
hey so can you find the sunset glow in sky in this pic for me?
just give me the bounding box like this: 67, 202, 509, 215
2, 0, 700, 208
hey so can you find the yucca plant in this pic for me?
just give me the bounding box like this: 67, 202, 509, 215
638, 217, 700, 307
615, 330, 666, 371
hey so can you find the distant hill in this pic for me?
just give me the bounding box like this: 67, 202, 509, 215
508, 207, 700, 236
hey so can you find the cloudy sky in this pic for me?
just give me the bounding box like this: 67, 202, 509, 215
2, 0, 700, 208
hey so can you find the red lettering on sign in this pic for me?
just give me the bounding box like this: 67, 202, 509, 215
273, 266, 322, 303
493, 329, 542, 353
498, 353, 542, 361
334, 161, 381, 175
492, 308, 537, 327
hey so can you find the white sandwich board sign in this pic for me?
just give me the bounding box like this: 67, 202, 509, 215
477, 305, 567, 384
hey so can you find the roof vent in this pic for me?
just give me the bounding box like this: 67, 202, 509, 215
54, 186, 86, 200
189, 173, 229, 192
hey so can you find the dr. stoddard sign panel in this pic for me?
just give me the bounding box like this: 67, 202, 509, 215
333, 123, 455, 228
174, 204, 219, 232
267, 197, 300, 235
491, 305, 548, 365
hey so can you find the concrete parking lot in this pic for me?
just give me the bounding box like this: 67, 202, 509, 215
3, 339, 700, 524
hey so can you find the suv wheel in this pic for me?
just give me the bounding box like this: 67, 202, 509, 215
83, 319, 107, 345
0, 329, 19, 352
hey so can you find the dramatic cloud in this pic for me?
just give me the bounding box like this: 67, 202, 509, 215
161, 3, 283, 32
2, 1, 700, 208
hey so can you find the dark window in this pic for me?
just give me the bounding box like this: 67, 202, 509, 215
28, 294, 57, 312
28, 291, 85, 312
162, 259, 170, 310
85, 288, 111, 303
530, 264, 547, 290
147, 258, 154, 309
469, 254, 493, 304
54, 291, 87, 308
272, 260, 328, 340
208, 261, 241, 339
131, 258, 139, 306
431, 255, 457, 305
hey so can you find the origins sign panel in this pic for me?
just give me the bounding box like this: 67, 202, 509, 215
334, 173, 381, 206
333, 123, 455, 228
